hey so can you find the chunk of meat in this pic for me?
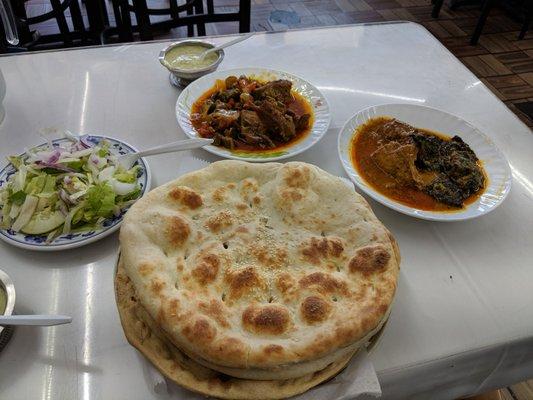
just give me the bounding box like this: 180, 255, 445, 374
293, 113, 311, 131
201, 100, 216, 115
241, 110, 266, 135
212, 133, 235, 149
213, 100, 229, 111
253, 99, 296, 141
372, 119, 418, 145
208, 109, 240, 130
371, 141, 437, 189
225, 76, 238, 89
240, 110, 275, 148
371, 142, 419, 186
215, 88, 241, 103
252, 80, 293, 104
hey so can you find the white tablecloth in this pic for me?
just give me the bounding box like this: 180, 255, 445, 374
0, 22, 532, 400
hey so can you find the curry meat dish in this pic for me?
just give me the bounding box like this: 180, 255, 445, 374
352, 117, 486, 210
191, 75, 313, 151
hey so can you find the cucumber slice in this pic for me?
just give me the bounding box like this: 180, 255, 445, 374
21, 210, 65, 235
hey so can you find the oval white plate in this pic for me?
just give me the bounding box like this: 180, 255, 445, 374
0, 135, 151, 251
338, 104, 512, 221
176, 67, 331, 162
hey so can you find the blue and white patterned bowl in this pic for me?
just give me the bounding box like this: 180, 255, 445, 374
0, 135, 151, 251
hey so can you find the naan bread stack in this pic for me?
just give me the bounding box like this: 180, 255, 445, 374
116, 160, 400, 399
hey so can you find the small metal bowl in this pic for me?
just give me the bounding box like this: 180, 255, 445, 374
159, 40, 224, 88
0, 268, 15, 337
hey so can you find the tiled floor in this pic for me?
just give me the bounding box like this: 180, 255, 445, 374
471, 380, 533, 400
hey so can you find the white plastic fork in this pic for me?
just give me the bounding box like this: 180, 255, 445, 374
0, 315, 72, 326
117, 138, 213, 169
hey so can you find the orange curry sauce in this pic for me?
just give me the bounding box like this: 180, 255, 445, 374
191, 80, 314, 152
350, 117, 485, 212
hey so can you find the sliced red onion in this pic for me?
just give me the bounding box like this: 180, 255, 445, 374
45, 149, 62, 164
89, 153, 107, 169
79, 135, 93, 149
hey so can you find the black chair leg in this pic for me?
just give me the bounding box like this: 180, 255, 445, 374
519, 0, 533, 40
69, 0, 86, 34
186, 2, 194, 37
432, 0, 445, 18
470, 0, 493, 45
118, 0, 134, 42
207, 0, 214, 15
50, 0, 72, 46
84, 0, 107, 43
132, 0, 153, 41
239, 0, 251, 33
195, 0, 206, 36
100, 0, 110, 26
169, 0, 179, 19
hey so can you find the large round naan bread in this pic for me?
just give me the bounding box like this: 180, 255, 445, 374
115, 261, 357, 399
119, 161, 399, 380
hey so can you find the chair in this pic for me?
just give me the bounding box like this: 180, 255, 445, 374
0, 0, 94, 53
466, 0, 492, 45
104, 0, 251, 43
431, 0, 445, 18
519, 0, 532, 39
431, 0, 532, 45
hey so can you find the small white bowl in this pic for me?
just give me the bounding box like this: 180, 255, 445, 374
159, 40, 225, 88
0, 269, 15, 338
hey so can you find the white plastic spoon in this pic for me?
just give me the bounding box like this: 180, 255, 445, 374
0, 315, 72, 326
200, 32, 254, 60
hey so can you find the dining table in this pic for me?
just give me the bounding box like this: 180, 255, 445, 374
0, 21, 532, 400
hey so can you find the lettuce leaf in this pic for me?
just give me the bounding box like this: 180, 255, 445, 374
98, 141, 110, 157
114, 165, 140, 183
25, 175, 46, 195
9, 190, 26, 206
117, 187, 141, 203
43, 175, 56, 193
86, 182, 115, 218
8, 156, 23, 169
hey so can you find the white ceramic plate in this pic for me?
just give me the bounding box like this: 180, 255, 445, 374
338, 103, 512, 221
176, 67, 331, 162
0, 135, 151, 251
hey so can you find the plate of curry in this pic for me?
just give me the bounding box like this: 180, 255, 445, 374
338, 104, 512, 221
176, 68, 330, 161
